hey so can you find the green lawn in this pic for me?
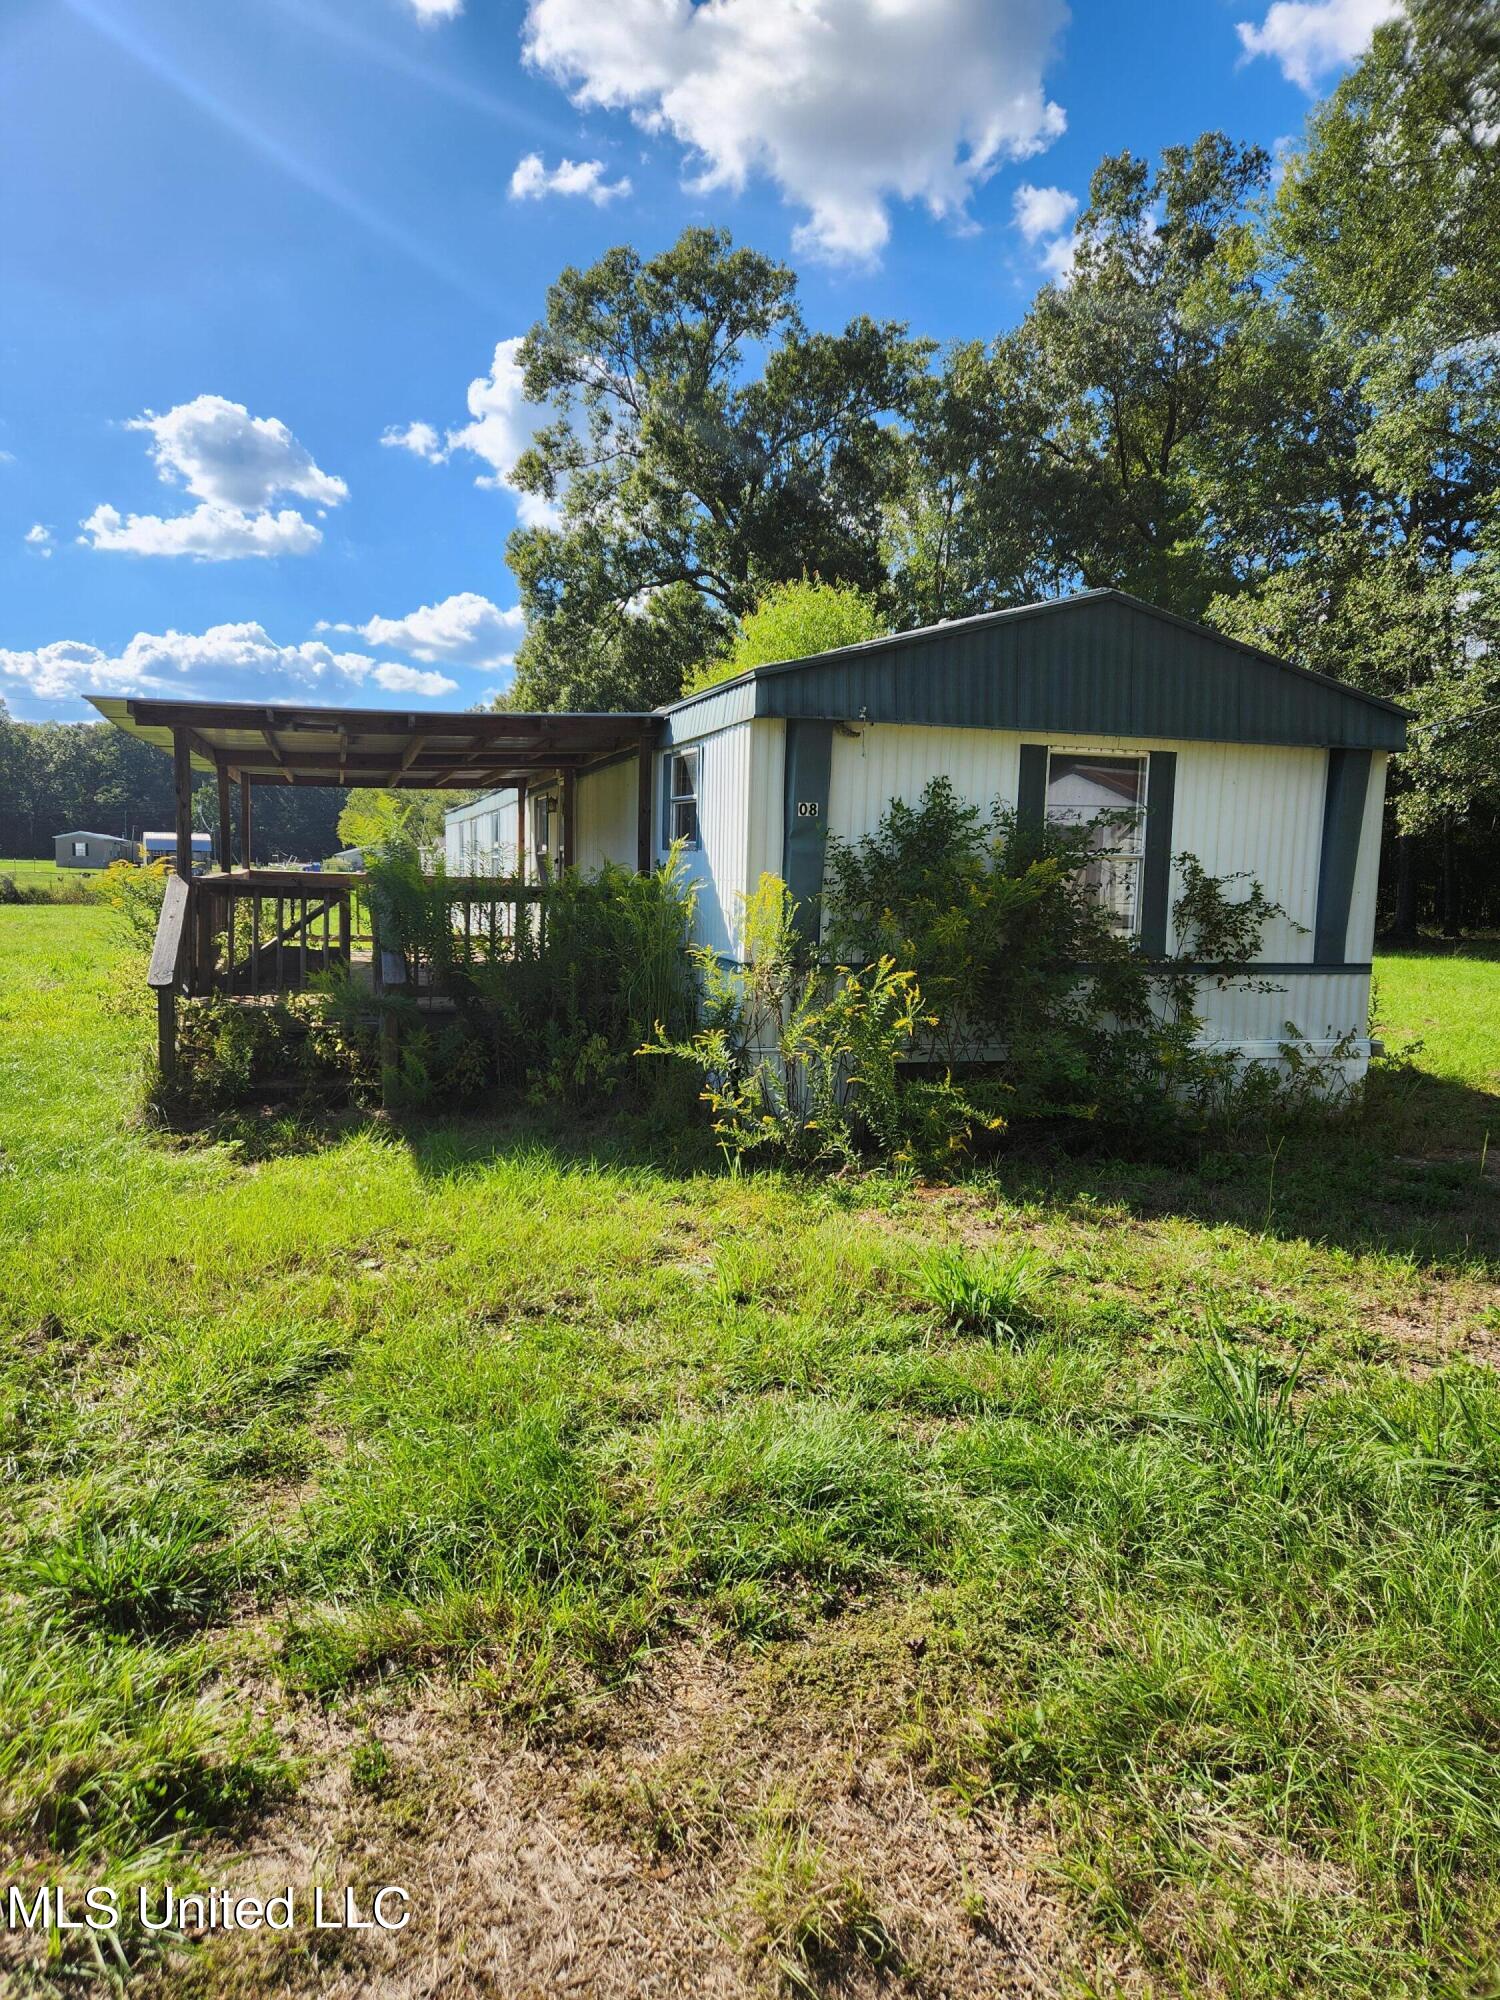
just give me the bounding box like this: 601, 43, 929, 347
1, 857, 85, 880
1376, 943, 1500, 1108
1, 906, 1497, 1997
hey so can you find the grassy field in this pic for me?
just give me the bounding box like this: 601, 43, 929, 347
1, 906, 1497, 1997
1, 857, 99, 883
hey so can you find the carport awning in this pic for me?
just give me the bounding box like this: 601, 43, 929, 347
88, 696, 658, 789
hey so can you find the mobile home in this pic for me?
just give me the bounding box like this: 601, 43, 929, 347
54, 830, 135, 869
468, 589, 1405, 1077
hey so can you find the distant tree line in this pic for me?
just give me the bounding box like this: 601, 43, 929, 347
0, 706, 346, 864
501, 0, 1498, 936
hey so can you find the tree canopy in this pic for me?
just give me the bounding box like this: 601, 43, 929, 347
485, 10, 1498, 931
685, 579, 890, 695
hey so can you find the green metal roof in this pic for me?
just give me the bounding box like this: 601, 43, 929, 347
662, 590, 1408, 751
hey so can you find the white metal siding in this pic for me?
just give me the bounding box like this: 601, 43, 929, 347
745, 720, 786, 902
660, 721, 754, 958
574, 758, 637, 872
827, 724, 1020, 847
1346, 753, 1388, 962
1167, 742, 1325, 962
1189, 970, 1371, 1048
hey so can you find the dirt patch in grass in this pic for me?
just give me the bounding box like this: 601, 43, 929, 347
120, 1632, 1088, 2000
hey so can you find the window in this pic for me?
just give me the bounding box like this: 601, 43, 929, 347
663, 748, 700, 848
1045, 752, 1148, 932
72, 839, 88, 858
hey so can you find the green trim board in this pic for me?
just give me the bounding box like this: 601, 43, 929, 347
1016, 743, 1048, 833
1313, 749, 1373, 964
661, 591, 1407, 752
1138, 751, 1177, 957
781, 719, 834, 943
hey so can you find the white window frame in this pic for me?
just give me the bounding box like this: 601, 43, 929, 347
662, 746, 701, 850
72, 839, 89, 858
1044, 747, 1150, 936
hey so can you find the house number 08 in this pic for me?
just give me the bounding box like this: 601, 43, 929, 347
796, 801, 820, 818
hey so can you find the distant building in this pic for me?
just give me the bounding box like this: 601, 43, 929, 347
141, 831, 213, 869
54, 831, 135, 870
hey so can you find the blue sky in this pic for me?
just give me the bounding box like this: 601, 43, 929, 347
0, 0, 1395, 721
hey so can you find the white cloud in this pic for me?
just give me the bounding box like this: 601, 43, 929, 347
78, 501, 322, 561
80, 395, 345, 560
0, 621, 457, 706
521, 0, 1068, 262
509, 152, 632, 204
125, 394, 347, 511
380, 419, 446, 462
391, 336, 559, 528
24, 523, 53, 558
1011, 182, 1077, 284
1237, 0, 1401, 91
407, 0, 463, 20
369, 662, 459, 696
319, 591, 524, 667
1012, 182, 1077, 243
1037, 230, 1079, 284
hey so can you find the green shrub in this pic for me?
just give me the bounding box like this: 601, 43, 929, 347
823, 776, 1308, 1134
642, 874, 991, 1168
368, 844, 698, 1108
155, 982, 380, 1120
93, 858, 168, 944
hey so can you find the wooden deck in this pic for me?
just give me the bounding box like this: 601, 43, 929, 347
148, 868, 542, 1090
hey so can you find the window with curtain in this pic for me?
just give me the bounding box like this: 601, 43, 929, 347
1044, 752, 1148, 933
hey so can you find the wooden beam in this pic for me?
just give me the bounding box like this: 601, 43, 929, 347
239, 772, 253, 869
389, 734, 428, 787
216, 764, 232, 875
636, 732, 655, 875
516, 784, 527, 886
172, 729, 195, 878
260, 716, 292, 783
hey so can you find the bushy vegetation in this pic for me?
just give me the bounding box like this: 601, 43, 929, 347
823, 779, 1293, 1137
0, 905, 1495, 1994
369, 845, 699, 1110
650, 779, 1341, 1172
684, 577, 890, 695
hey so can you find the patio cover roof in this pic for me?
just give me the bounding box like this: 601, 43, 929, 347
88, 696, 658, 789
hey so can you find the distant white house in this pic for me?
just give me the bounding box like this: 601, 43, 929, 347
445, 589, 1407, 1078
141, 830, 213, 869
54, 830, 136, 869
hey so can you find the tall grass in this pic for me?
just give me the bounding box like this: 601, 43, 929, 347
0, 906, 1497, 1993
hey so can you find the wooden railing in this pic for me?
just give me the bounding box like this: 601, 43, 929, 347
376, 877, 545, 998
147, 870, 546, 1079
191, 872, 366, 997
146, 872, 192, 1079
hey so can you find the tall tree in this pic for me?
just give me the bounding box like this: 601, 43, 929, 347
1205, 0, 1500, 928
890, 134, 1271, 626
505, 227, 928, 711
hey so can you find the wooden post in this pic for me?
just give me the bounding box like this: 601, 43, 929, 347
216, 764, 232, 876
516, 785, 527, 884
560, 766, 576, 874
239, 772, 253, 869
156, 988, 177, 1082
636, 734, 655, 875
172, 729, 195, 879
